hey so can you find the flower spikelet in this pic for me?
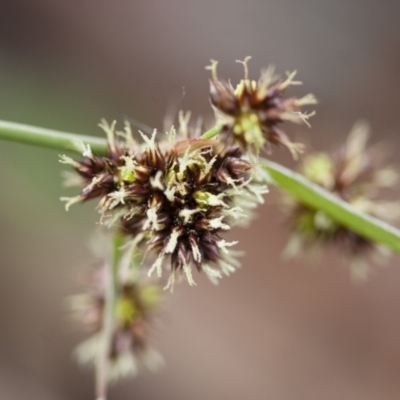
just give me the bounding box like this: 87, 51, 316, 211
70, 264, 164, 381
207, 58, 317, 158
283, 121, 399, 279
128, 138, 263, 289
60, 120, 268, 288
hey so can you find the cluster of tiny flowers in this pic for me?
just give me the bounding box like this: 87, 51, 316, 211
59, 59, 400, 392
69, 261, 164, 380
60, 116, 268, 289
282, 121, 399, 279
208, 57, 317, 158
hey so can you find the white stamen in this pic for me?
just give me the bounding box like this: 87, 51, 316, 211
150, 170, 164, 190
178, 146, 199, 179
236, 56, 252, 80
205, 266, 222, 279
219, 260, 238, 276
122, 121, 136, 150
108, 188, 128, 209
224, 206, 245, 219
120, 155, 136, 171
281, 110, 316, 127
163, 270, 176, 292
195, 190, 229, 208
83, 175, 102, 193
59, 155, 82, 169
183, 264, 197, 286
217, 239, 238, 254
224, 176, 242, 191
205, 59, 219, 80
257, 66, 278, 95
79, 141, 93, 158
164, 184, 176, 202
166, 125, 177, 148
209, 194, 228, 207
179, 208, 201, 225
178, 110, 191, 136
190, 239, 202, 263
175, 180, 188, 196
247, 184, 269, 204
279, 70, 302, 90
139, 129, 157, 150
165, 228, 182, 254
295, 93, 318, 107
98, 119, 117, 151
124, 206, 142, 220
148, 254, 164, 278
60, 195, 82, 211
199, 154, 217, 176
204, 265, 222, 285
146, 206, 161, 231
209, 217, 230, 230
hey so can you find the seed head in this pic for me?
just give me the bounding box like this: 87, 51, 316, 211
61, 119, 268, 288
283, 121, 399, 279
207, 58, 317, 158
70, 264, 164, 380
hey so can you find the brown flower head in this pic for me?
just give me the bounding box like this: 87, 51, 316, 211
70, 264, 163, 380
283, 121, 399, 279
208, 57, 317, 158
60, 119, 268, 289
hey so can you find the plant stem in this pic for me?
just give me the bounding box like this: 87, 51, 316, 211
0, 120, 221, 154
262, 159, 400, 253
96, 232, 124, 400
200, 124, 222, 139
0, 120, 107, 154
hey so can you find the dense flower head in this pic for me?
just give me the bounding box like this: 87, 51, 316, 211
208, 57, 317, 158
60, 118, 268, 288
70, 264, 163, 381
283, 122, 399, 279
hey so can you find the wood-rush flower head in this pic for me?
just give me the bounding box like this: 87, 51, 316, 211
282, 121, 399, 279
207, 57, 317, 159
60, 119, 268, 289
70, 264, 164, 381
123, 137, 267, 290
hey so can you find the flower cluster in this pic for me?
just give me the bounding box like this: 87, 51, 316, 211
58, 60, 400, 393
70, 261, 163, 380
61, 118, 268, 289
208, 57, 317, 158
282, 121, 399, 279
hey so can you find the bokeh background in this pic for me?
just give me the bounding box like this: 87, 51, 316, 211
1, 1, 400, 399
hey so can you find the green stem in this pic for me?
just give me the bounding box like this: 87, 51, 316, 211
0, 120, 107, 154
0, 120, 222, 154
96, 232, 124, 400
262, 159, 400, 253
200, 124, 222, 139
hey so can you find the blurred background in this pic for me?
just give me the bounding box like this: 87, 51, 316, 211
1, 1, 400, 399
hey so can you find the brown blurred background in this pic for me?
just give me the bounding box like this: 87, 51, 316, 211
1, 1, 400, 399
